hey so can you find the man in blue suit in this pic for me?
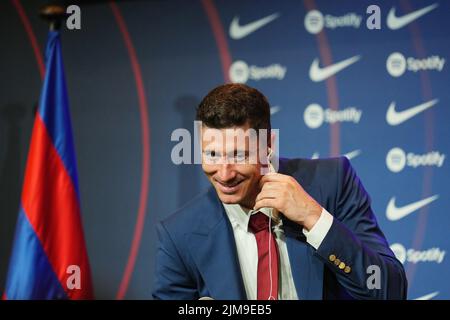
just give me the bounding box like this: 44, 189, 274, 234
153, 84, 407, 300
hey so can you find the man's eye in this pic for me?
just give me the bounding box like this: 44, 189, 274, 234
205, 150, 217, 158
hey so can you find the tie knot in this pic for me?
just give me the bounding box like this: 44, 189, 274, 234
248, 212, 270, 233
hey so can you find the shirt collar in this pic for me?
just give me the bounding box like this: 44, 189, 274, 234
223, 204, 281, 230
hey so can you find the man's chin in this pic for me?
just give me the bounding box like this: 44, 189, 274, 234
216, 193, 243, 205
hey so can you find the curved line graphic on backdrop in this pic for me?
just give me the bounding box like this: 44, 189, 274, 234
304, 0, 341, 157
201, 0, 233, 83
5, 0, 44, 300
110, 2, 151, 300
12, 0, 45, 80
401, 0, 435, 290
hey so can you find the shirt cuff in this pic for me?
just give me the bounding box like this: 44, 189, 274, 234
302, 208, 333, 250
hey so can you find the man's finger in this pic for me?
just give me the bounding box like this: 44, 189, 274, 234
254, 198, 278, 211
259, 173, 289, 187
255, 189, 278, 202
259, 181, 281, 191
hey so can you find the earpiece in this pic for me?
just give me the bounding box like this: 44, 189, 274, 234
266, 146, 276, 300
267, 147, 275, 173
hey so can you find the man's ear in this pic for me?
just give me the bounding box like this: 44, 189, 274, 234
270, 130, 276, 150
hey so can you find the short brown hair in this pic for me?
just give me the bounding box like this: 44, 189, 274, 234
196, 83, 271, 132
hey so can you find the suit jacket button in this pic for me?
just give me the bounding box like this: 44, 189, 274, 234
334, 258, 341, 266
344, 266, 351, 274
338, 262, 346, 270
329, 254, 336, 262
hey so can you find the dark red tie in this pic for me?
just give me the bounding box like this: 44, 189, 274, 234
248, 212, 279, 300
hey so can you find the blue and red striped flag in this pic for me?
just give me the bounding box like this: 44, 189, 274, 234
3, 30, 93, 299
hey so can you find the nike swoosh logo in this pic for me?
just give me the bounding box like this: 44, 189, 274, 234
229, 13, 280, 40
386, 99, 438, 126
387, 3, 439, 30
270, 106, 281, 115
343, 149, 361, 160
309, 55, 361, 82
386, 195, 439, 221
414, 291, 439, 300
311, 150, 360, 160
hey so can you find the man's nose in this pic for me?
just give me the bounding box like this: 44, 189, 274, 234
216, 163, 237, 182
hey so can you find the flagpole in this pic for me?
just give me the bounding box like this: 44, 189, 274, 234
39, 4, 65, 31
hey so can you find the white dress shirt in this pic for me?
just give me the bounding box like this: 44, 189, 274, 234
223, 204, 333, 300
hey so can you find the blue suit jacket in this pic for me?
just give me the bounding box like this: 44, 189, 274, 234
152, 157, 407, 300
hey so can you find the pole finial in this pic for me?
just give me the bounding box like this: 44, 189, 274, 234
39, 4, 66, 31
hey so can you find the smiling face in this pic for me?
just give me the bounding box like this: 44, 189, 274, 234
201, 123, 264, 209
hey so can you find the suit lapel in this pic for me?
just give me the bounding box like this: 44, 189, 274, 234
278, 159, 324, 299
284, 225, 324, 300
187, 188, 246, 300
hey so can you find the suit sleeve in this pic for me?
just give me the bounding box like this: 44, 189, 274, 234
152, 222, 198, 300
314, 157, 408, 299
